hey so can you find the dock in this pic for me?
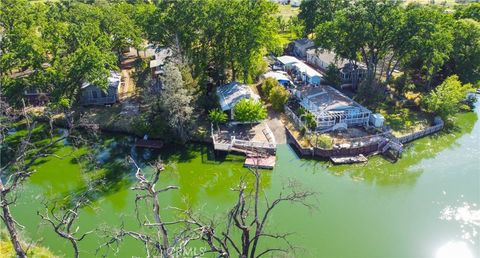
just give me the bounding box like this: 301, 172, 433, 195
135, 139, 164, 149
244, 155, 276, 170
330, 154, 368, 165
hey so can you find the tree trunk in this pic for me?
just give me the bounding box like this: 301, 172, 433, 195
69, 238, 79, 258
0, 191, 27, 258
231, 60, 236, 82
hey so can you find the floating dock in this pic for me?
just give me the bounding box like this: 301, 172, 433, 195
330, 154, 368, 165
244, 155, 276, 169
135, 139, 164, 149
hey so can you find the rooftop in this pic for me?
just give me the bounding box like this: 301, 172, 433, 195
307, 48, 349, 68
263, 71, 292, 83
276, 55, 300, 65
149, 48, 173, 68
81, 71, 121, 90
298, 85, 368, 113
292, 62, 323, 79
294, 38, 314, 47
216, 82, 260, 111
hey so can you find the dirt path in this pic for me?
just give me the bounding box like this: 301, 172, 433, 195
266, 106, 287, 144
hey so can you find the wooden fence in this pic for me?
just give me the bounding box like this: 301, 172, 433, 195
285, 127, 380, 158
398, 119, 444, 144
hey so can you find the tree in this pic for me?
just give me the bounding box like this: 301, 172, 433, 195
269, 86, 289, 112
261, 77, 278, 97
38, 195, 93, 258
446, 19, 480, 85
160, 62, 195, 142
314, 0, 403, 82
324, 63, 342, 87
98, 157, 187, 258
298, 0, 349, 36
423, 75, 474, 120
233, 98, 267, 123
455, 3, 480, 21
183, 163, 316, 258
209, 109, 228, 131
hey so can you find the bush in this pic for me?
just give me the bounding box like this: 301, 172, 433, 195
261, 77, 278, 97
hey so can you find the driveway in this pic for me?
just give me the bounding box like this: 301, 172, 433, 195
266, 106, 286, 144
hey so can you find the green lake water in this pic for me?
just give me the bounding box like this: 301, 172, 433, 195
5, 104, 480, 258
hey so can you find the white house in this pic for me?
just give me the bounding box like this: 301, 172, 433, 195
216, 82, 260, 119
291, 62, 323, 85
292, 38, 314, 58
295, 85, 371, 132
276, 55, 300, 70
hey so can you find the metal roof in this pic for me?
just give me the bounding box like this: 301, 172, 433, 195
216, 82, 260, 111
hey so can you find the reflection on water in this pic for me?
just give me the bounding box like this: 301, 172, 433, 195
436, 241, 474, 258
440, 201, 480, 244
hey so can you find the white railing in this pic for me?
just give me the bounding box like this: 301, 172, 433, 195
232, 139, 276, 150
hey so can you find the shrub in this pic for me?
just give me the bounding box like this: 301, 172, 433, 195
261, 77, 278, 97
233, 99, 267, 123
312, 134, 333, 149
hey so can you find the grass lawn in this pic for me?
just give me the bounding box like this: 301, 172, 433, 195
276, 4, 300, 19
375, 104, 432, 137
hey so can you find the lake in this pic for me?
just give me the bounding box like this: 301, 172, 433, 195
9, 104, 480, 258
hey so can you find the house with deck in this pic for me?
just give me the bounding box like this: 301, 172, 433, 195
216, 81, 260, 119
295, 85, 372, 132
80, 71, 121, 105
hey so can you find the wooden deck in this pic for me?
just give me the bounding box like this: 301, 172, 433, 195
135, 139, 164, 149
330, 154, 368, 165
244, 155, 276, 170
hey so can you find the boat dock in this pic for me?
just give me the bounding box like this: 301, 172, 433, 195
135, 139, 164, 149
330, 154, 368, 165
244, 155, 276, 169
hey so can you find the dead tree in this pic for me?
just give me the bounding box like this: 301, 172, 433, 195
98, 156, 198, 258
37, 195, 93, 258
183, 155, 316, 258
0, 100, 85, 257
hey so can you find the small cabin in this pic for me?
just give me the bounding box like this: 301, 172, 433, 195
80, 71, 121, 105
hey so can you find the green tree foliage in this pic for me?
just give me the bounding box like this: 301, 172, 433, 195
160, 62, 195, 142
268, 85, 289, 112
324, 63, 342, 87
298, 0, 349, 35
149, 0, 279, 85
233, 99, 267, 123
455, 3, 480, 21
261, 77, 278, 97
315, 0, 403, 82
208, 109, 228, 131
423, 75, 474, 120
447, 19, 480, 85
0, 0, 149, 105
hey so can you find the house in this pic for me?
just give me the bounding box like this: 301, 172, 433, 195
24, 89, 49, 106
150, 48, 173, 80
216, 82, 260, 119
276, 55, 301, 70
291, 61, 323, 86
306, 49, 348, 71
306, 48, 367, 84
263, 71, 294, 88
80, 71, 121, 105
295, 85, 371, 132
276, 55, 323, 86
292, 38, 314, 58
